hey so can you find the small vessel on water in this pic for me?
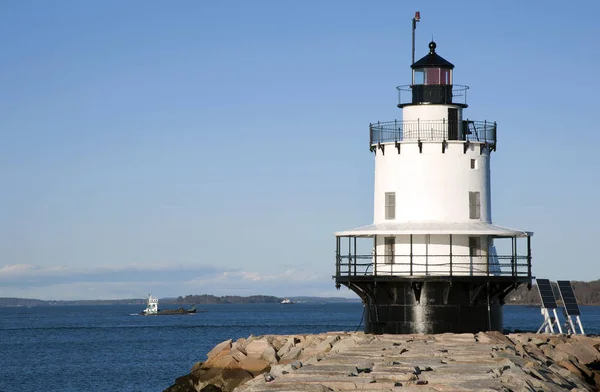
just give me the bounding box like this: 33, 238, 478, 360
281, 298, 295, 304
141, 295, 198, 315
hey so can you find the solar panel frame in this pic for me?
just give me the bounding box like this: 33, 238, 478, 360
557, 280, 581, 316
536, 279, 558, 309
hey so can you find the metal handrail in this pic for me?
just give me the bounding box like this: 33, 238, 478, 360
335, 253, 530, 278
369, 119, 497, 146
396, 84, 470, 106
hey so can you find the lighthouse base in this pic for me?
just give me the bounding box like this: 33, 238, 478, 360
340, 277, 529, 334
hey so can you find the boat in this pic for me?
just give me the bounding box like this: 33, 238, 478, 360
140, 295, 199, 315
281, 298, 295, 304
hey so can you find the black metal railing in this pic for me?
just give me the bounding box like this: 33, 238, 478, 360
335, 254, 530, 278
369, 119, 497, 146
396, 84, 469, 107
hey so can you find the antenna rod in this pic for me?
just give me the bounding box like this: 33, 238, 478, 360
411, 11, 421, 64
411, 11, 420, 85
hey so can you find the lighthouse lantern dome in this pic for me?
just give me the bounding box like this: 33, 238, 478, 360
410, 41, 456, 105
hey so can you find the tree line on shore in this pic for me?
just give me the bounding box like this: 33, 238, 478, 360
506, 279, 600, 305
170, 294, 281, 304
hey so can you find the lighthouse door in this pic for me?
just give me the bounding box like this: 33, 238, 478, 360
448, 108, 458, 140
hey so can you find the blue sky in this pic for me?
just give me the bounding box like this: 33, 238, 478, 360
1, 1, 599, 300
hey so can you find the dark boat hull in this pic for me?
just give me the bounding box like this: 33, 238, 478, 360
141, 307, 202, 316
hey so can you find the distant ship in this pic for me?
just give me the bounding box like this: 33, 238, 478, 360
140, 295, 200, 315
281, 298, 295, 304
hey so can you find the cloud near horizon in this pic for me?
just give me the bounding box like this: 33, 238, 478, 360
0, 263, 355, 301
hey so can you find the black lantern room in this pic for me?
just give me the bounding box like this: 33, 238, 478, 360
410, 41, 460, 106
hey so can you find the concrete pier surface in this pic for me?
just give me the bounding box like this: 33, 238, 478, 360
164, 332, 600, 392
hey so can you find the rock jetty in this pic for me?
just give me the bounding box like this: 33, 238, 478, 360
164, 332, 600, 392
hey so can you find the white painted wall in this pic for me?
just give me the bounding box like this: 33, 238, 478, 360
401, 104, 463, 141
373, 141, 491, 223
366, 103, 497, 276
374, 234, 493, 276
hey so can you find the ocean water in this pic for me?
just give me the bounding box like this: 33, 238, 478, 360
1, 303, 599, 392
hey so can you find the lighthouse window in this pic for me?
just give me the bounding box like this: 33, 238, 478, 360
470, 159, 477, 169
469, 191, 481, 219
414, 69, 425, 84
425, 68, 440, 84
440, 69, 451, 85
469, 237, 481, 257
384, 237, 395, 264
385, 192, 396, 220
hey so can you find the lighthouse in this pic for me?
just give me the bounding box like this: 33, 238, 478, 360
334, 28, 533, 334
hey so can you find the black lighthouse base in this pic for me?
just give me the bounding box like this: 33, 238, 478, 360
338, 276, 530, 334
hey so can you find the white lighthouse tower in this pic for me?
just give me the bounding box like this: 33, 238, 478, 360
334, 27, 533, 334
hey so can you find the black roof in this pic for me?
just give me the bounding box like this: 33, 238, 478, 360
411, 41, 454, 69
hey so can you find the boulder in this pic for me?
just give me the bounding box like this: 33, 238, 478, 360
238, 357, 272, 377
203, 349, 238, 370
166, 331, 600, 392
261, 345, 279, 363
523, 343, 548, 363
231, 339, 247, 355
555, 342, 600, 366
207, 339, 232, 359
280, 346, 303, 362
330, 336, 357, 354
293, 336, 305, 346
230, 348, 247, 362
200, 384, 222, 392
476, 331, 513, 345
245, 339, 278, 362
557, 359, 588, 382
267, 335, 287, 352
219, 368, 254, 391
276, 339, 294, 358
267, 363, 293, 378
545, 347, 577, 364
163, 373, 199, 392
190, 361, 204, 374
571, 335, 600, 351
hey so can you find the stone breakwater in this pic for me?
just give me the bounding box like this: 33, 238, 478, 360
164, 332, 600, 392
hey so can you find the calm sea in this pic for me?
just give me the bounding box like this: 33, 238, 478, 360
1, 303, 599, 392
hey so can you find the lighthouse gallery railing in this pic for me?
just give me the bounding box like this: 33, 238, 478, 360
335, 254, 530, 278
370, 119, 497, 147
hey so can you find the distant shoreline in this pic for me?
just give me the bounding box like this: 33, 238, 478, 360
0, 295, 362, 307
4, 282, 600, 307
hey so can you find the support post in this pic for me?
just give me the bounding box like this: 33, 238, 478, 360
353, 236, 357, 276
484, 120, 487, 143
425, 234, 429, 275
336, 236, 340, 276
576, 316, 586, 335
486, 282, 491, 331
374, 235, 377, 275
554, 309, 563, 333
511, 237, 516, 277
449, 234, 453, 277
410, 234, 413, 276
486, 236, 490, 276
566, 315, 577, 335
347, 236, 351, 276
527, 235, 532, 278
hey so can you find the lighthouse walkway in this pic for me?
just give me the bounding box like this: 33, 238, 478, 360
165, 331, 600, 392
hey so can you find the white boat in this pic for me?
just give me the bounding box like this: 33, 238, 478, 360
142, 295, 160, 315
281, 298, 295, 304
141, 294, 198, 315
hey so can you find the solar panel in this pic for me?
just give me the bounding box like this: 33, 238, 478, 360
536, 279, 557, 309
557, 280, 581, 316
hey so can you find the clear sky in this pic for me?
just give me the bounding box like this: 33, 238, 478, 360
1, 1, 599, 300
